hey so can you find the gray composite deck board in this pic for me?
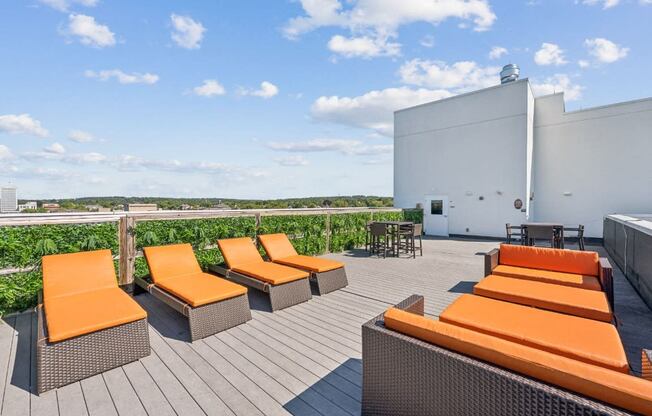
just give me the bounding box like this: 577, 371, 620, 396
1, 238, 651, 415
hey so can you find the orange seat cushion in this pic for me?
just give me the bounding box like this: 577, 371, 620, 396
143, 244, 202, 283
44, 288, 147, 343
274, 255, 343, 273
258, 233, 298, 261
233, 262, 309, 285
217, 237, 264, 268
499, 244, 599, 276
492, 264, 602, 291
474, 275, 612, 322
439, 294, 626, 372
383, 307, 652, 416
156, 272, 247, 307
42, 249, 117, 299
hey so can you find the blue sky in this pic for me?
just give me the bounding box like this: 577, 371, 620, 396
1, 0, 650, 199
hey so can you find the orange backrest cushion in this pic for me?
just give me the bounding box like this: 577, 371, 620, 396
258, 233, 298, 261
143, 243, 201, 283
42, 249, 117, 300
499, 244, 599, 276
384, 307, 652, 416
217, 237, 263, 268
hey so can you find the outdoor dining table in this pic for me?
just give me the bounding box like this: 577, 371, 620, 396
371, 221, 414, 257
522, 222, 565, 249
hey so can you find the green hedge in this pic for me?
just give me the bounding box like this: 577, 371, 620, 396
0, 209, 422, 315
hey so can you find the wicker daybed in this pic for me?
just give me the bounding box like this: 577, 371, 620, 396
136, 243, 251, 341
37, 250, 150, 394
210, 237, 312, 311
258, 233, 348, 295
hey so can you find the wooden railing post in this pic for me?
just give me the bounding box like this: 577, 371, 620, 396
254, 213, 262, 248
118, 215, 136, 293
325, 213, 331, 253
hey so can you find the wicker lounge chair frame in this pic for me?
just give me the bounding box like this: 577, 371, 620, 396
134, 276, 251, 341
361, 295, 646, 416
484, 248, 614, 311
209, 264, 312, 311
36, 292, 150, 394
307, 267, 348, 295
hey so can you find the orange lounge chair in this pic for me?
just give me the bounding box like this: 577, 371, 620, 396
136, 243, 251, 341
38, 250, 150, 393
473, 274, 613, 322
484, 244, 614, 309
258, 233, 348, 295
211, 237, 312, 311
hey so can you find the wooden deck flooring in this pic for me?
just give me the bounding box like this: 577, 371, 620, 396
1, 238, 650, 416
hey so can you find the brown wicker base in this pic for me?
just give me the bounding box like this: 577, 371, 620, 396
311, 267, 348, 295
361, 295, 635, 416
134, 277, 251, 342
209, 264, 312, 311
36, 306, 150, 394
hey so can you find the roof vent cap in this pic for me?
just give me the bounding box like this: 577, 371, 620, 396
500, 64, 520, 84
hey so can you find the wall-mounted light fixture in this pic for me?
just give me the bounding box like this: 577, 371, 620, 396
496, 190, 503, 196
563, 191, 573, 196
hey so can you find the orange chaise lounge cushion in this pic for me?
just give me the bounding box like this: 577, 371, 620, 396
259, 234, 344, 273
473, 275, 612, 322
217, 237, 309, 285
42, 250, 147, 343
143, 244, 247, 307
438, 294, 626, 372
383, 307, 652, 416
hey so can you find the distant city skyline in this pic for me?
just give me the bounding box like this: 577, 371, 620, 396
1, 0, 651, 199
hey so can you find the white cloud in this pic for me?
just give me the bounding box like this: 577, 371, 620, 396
267, 139, 393, 156
239, 81, 279, 99
0, 145, 14, 160
84, 69, 159, 84
44, 142, 66, 154
327, 34, 400, 58
581, 0, 620, 9
66, 14, 115, 47
22, 150, 107, 163
114, 154, 268, 179
399, 59, 500, 91
192, 79, 226, 97
284, 0, 496, 57
39, 0, 98, 12
170, 14, 206, 49
420, 35, 435, 48
0, 114, 49, 137
584, 38, 629, 63
312, 87, 452, 136
534, 43, 567, 66
68, 129, 94, 143
531, 74, 584, 101
578, 59, 590, 68
488, 46, 508, 60
274, 155, 310, 166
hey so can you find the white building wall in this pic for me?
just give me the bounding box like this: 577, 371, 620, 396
394, 80, 531, 237
533, 94, 652, 238
0, 187, 18, 213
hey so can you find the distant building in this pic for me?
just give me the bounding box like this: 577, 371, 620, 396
180, 204, 192, 210
212, 201, 231, 210
0, 186, 18, 213
125, 203, 158, 212
42, 203, 60, 212
85, 204, 112, 212
18, 201, 37, 212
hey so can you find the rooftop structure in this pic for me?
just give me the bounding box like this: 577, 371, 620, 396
394, 78, 652, 239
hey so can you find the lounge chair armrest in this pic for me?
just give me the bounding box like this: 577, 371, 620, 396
643, 350, 652, 381
598, 257, 614, 310
484, 248, 500, 277
393, 295, 425, 316
37, 289, 43, 306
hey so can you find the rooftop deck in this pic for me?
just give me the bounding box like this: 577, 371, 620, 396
1, 238, 650, 416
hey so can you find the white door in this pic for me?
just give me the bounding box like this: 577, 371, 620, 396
423, 195, 449, 236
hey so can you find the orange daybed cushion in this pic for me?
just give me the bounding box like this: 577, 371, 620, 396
473, 275, 612, 322
156, 272, 247, 307
142, 243, 202, 283
383, 307, 652, 416
274, 255, 343, 273
42, 249, 117, 299
498, 244, 599, 276
217, 237, 265, 268
492, 264, 602, 291
439, 294, 626, 372
258, 233, 298, 261
232, 262, 309, 285
44, 287, 147, 343
42, 250, 146, 342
